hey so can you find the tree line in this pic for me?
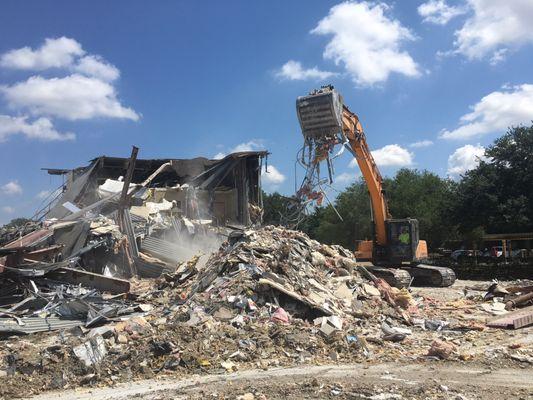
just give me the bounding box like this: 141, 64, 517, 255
263, 124, 533, 251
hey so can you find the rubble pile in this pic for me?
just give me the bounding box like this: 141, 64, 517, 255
183, 225, 388, 319
0, 226, 402, 397
0, 226, 532, 398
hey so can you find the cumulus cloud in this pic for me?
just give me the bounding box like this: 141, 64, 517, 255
213, 140, 265, 159
0, 37, 138, 142
372, 144, 414, 167
37, 190, 51, 200
335, 172, 355, 184
418, 0, 466, 25
311, 1, 420, 86
454, 0, 533, 62
231, 140, 264, 153
0, 37, 84, 70
0, 115, 74, 141
35, 188, 63, 202
332, 171, 362, 190
74, 55, 120, 81
350, 144, 414, 168
336, 172, 353, 183
1, 181, 23, 195
1, 206, 15, 214
2, 74, 139, 121
0, 37, 121, 81
275, 60, 337, 81
439, 84, 533, 140
409, 139, 434, 148
447, 144, 488, 177
350, 144, 414, 167
261, 165, 286, 188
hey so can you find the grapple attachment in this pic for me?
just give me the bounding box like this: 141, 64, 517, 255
296, 85, 344, 140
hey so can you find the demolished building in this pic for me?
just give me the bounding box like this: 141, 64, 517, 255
0, 150, 267, 334
43, 151, 267, 226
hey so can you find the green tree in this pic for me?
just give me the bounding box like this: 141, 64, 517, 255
4, 217, 32, 228
385, 169, 457, 248
308, 179, 373, 249
261, 191, 293, 225
452, 124, 533, 234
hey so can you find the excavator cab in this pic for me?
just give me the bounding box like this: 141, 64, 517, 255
358, 218, 428, 264
384, 219, 420, 263
372, 218, 428, 264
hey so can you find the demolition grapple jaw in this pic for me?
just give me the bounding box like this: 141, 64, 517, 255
296, 85, 345, 142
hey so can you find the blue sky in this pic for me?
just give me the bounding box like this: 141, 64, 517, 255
0, 0, 532, 223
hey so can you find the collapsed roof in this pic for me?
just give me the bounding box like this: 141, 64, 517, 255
44, 151, 268, 226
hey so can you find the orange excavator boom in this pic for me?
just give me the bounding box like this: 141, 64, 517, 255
341, 105, 390, 247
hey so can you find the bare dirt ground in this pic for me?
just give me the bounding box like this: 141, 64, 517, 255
28, 361, 533, 400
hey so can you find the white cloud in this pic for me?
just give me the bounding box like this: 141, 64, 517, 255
214, 140, 265, 159
350, 144, 414, 167
275, 60, 337, 81
447, 144, 488, 177
74, 55, 120, 81
418, 0, 466, 25
36, 188, 62, 201
231, 140, 264, 153
1, 181, 22, 195
311, 1, 420, 86
261, 165, 286, 188
0, 37, 120, 81
0, 115, 74, 142
37, 190, 51, 199
488, 49, 509, 66
1, 206, 15, 214
439, 84, 533, 140
409, 139, 434, 148
335, 172, 355, 184
330, 171, 362, 191
454, 0, 533, 62
0, 37, 137, 141
2, 74, 139, 121
0, 37, 84, 70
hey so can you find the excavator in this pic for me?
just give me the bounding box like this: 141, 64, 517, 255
295, 86, 456, 288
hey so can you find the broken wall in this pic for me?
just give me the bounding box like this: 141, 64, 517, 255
44, 151, 267, 226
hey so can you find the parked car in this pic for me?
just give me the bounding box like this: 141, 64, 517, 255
450, 249, 480, 261
490, 246, 503, 257
483, 246, 527, 258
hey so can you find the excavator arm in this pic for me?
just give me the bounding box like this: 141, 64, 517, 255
341, 105, 390, 246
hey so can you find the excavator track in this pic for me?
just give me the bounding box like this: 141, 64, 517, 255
402, 264, 456, 287
365, 266, 412, 289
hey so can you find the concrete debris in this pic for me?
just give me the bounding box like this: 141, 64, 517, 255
315, 315, 343, 336
427, 339, 456, 359
381, 321, 411, 342
73, 335, 108, 367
